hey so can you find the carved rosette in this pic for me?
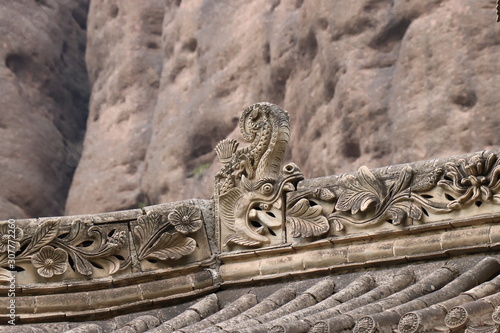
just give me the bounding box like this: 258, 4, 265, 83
353, 317, 376, 333
492, 305, 500, 324
438, 152, 500, 209
214, 102, 303, 251
445, 306, 469, 329
398, 313, 421, 333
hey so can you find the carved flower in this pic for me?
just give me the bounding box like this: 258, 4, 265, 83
0, 222, 23, 253
168, 206, 203, 234
31, 246, 68, 278
438, 153, 500, 209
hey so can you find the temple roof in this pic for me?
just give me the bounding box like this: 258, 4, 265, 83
5, 254, 500, 332
2, 103, 500, 333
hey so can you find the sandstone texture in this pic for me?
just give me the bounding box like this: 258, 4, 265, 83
68, 0, 499, 215
1, 0, 498, 217
0, 0, 89, 219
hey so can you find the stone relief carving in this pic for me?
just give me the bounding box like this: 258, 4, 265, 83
214, 102, 303, 250
286, 151, 500, 242
0, 219, 127, 280
445, 306, 469, 329
437, 152, 500, 209
0, 204, 207, 281
214, 103, 500, 249
397, 313, 420, 333
133, 206, 202, 262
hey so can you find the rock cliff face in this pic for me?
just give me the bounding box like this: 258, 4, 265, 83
1, 0, 499, 218
0, 0, 90, 219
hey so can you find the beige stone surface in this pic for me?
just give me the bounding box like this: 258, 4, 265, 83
64, 0, 500, 215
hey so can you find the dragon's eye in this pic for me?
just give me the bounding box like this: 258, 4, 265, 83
261, 183, 274, 194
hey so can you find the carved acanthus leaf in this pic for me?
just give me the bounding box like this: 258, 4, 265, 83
133, 207, 202, 262
286, 199, 329, 238
143, 232, 196, 261
335, 166, 388, 214
21, 220, 59, 256
133, 212, 161, 248
224, 234, 262, 248
330, 165, 416, 226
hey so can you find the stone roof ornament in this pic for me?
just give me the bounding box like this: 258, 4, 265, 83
4, 103, 500, 328
214, 102, 303, 251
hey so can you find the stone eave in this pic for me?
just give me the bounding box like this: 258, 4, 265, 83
2, 103, 500, 332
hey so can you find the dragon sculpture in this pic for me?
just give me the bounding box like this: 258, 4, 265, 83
214, 102, 303, 250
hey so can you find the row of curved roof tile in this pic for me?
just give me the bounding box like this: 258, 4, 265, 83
8, 256, 500, 333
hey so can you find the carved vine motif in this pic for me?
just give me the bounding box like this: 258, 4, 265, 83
215, 102, 303, 250
133, 206, 202, 261
328, 165, 434, 229
0, 219, 127, 279
287, 152, 500, 239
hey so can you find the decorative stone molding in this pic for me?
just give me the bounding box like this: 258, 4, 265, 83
214, 102, 303, 251
0, 202, 212, 284
0, 218, 130, 282
3, 103, 500, 327
287, 150, 500, 244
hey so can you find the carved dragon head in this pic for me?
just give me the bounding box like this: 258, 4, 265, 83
215, 103, 303, 251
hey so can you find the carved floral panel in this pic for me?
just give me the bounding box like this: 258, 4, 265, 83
131, 205, 211, 272
0, 219, 131, 284
286, 151, 500, 243
0, 204, 212, 283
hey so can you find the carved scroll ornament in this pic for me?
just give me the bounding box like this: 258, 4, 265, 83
286, 151, 500, 241
133, 206, 203, 262
215, 102, 304, 250
214, 103, 500, 249
0, 219, 127, 280
0, 205, 206, 282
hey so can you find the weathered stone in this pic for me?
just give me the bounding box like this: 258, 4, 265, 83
65, 0, 164, 215
112, 315, 160, 333
65, 0, 500, 216
0, 0, 90, 219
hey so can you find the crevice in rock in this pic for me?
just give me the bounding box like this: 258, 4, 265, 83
72, 1, 89, 30
369, 17, 412, 52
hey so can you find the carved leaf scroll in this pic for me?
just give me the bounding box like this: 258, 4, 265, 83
133, 206, 202, 262
330, 165, 416, 226
8, 219, 128, 278
285, 152, 500, 242
286, 199, 329, 238
21, 220, 59, 256
335, 166, 385, 214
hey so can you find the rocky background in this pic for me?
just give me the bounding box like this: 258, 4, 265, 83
1, 0, 499, 219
